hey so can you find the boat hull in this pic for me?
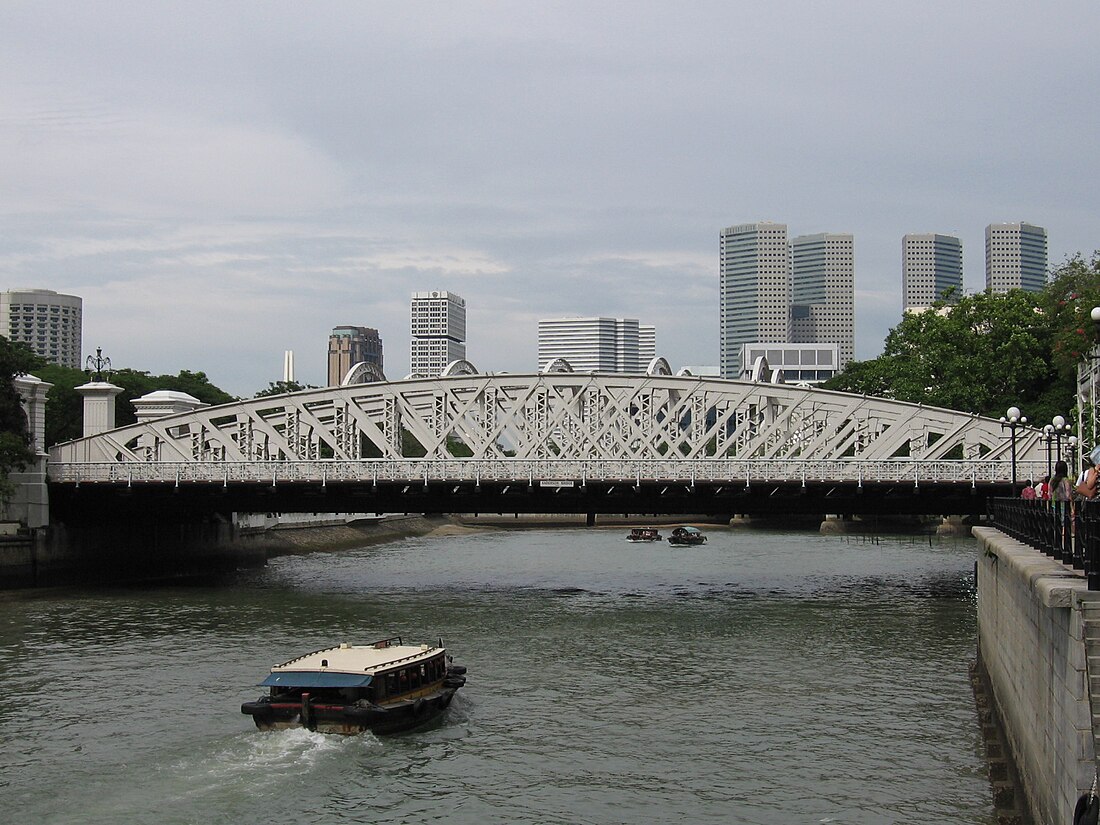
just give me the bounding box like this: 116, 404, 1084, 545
242, 682, 463, 735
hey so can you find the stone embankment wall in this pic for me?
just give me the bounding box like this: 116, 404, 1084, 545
974, 527, 1100, 825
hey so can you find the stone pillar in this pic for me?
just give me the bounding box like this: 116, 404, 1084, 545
76, 381, 124, 438
6, 374, 53, 528
131, 390, 207, 459
14, 374, 51, 453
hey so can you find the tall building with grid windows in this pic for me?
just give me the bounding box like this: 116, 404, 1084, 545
327, 326, 383, 386
790, 233, 854, 370
537, 317, 655, 373
0, 288, 82, 368
719, 223, 855, 380
902, 233, 963, 312
718, 222, 790, 379
410, 291, 466, 377
986, 222, 1047, 294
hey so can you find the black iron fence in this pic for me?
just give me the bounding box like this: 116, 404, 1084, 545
990, 498, 1100, 590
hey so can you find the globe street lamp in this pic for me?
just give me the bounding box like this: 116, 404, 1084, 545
1000, 406, 1026, 495
1070, 435, 1080, 473
1052, 415, 1072, 464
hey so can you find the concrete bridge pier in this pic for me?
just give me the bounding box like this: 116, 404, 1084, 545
819, 515, 855, 534
936, 515, 972, 536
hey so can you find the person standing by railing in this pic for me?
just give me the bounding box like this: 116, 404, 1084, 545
1077, 458, 1097, 501
1037, 475, 1051, 500
1051, 460, 1075, 558
1053, 461, 1073, 510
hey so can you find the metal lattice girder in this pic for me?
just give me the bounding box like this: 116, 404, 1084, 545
50, 373, 1047, 470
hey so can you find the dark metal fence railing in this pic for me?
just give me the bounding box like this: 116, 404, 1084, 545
990, 498, 1100, 590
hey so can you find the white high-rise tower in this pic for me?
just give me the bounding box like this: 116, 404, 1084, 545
410, 291, 466, 377
0, 288, 83, 368
790, 233, 855, 370
537, 317, 656, 373
985, 222, 1047, 293
718, 222, 790, 379
903, 233, 963, 312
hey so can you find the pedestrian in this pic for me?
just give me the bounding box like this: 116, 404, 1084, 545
1021, 480, 1037, 500
1052, 460, 1072, 509
1076, 458, 1097, 501
1037, 475, 1051, 500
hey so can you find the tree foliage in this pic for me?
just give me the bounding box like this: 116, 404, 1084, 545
0, 336, 40, 497
823, 253, 1100, 424
254, 380, 317, 398
34, 364, 237, 446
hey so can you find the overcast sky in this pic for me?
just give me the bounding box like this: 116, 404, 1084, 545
2, 1, 1097, 396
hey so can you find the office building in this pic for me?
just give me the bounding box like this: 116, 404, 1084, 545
327, 326, 383, 386
0, 288, 82, 368
410, 291, 466, 377
537, 317, 656, 373
719, 222, 790, 378
719, 222, 855, 378
986, 222, 1048, 293
790, 233, 855, 369
902, 234, 963, 312
739, 343, 840, 385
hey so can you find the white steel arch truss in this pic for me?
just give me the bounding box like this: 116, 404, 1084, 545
50, 373, 1045, 471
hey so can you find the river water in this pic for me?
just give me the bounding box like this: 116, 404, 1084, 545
2, 524, 995, 824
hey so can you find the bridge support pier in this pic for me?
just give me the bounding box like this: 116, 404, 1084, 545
819, 515, 854, 535
936, 515, 972, 536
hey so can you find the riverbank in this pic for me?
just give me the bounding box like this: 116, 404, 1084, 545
247, 514, 459, 557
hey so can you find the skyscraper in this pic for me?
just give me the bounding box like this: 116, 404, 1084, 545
790, 233, 855, 370
0, 288, 82, 368
985, 222, 1048, 293
718, 222, 790, 378
327, 326, 383, 386
410, 291, 466, 377
903, 233, 963, 312
537, 317, 656, 373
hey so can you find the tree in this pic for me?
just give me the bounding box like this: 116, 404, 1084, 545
254, 380, 316, 398
0, 336, 40, 501
824, 290, 1058, 421
1042, 252, 1100, 378
33, 363, 238, 447
825, 252, 1100, 425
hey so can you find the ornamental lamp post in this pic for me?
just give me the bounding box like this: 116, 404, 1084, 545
1043, 424, 1055, 482
1053, 415, 1072, 463
1000, 406, 1026, 495
1070, 435, 1080, 472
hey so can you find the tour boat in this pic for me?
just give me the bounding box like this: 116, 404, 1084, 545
241, 636, 467, 735
667, 526, 707, 546
626, 527, 662, 542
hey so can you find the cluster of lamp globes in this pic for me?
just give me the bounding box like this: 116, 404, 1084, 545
999, 409, 1074, 444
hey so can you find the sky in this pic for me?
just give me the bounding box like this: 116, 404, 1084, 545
2, 1, 1098, 397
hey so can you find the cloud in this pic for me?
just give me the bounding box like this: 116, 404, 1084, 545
1, 1, 1098, 396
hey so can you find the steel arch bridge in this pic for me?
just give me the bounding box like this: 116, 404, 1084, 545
47, 372, 1050, 519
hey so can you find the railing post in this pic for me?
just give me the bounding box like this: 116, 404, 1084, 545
1085, 502, 1100, 590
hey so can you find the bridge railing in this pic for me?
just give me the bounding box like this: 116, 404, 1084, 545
990, 498, 1100, 590
48, 458, 1046, 485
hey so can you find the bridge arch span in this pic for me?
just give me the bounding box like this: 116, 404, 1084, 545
50, 372, 1044, 470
